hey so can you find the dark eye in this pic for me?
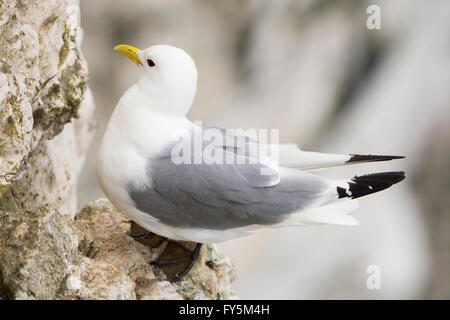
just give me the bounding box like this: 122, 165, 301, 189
147, 59, 155, 67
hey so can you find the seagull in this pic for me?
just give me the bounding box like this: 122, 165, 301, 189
97, 44, 405, 281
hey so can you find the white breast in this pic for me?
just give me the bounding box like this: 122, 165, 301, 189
96, 85, 192, 229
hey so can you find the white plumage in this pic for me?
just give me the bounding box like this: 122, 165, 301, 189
97, 44, 404, 243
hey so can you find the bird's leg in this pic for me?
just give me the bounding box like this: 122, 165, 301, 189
128, 221, 202, 281
151, 241, 202, 282
128, 221, 167, 248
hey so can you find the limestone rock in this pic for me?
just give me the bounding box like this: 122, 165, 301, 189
0, 0, 88, 199
0, 205, 80, 299
63, 199, 238, 300
0, 199, 238, 299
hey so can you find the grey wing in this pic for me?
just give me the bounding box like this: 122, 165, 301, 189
175, 123, 280, 187
127, 124, 334, 230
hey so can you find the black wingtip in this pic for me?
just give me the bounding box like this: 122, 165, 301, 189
347, 154, 405, 164
338, 171, 405, 199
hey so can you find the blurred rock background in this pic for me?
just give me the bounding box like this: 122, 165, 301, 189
79, 0, 450, 299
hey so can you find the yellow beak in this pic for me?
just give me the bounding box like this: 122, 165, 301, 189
114, 44, 143, 66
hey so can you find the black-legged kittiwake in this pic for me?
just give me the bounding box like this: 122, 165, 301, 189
97, 44, 405, 281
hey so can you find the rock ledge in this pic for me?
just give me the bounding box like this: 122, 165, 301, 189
0, 199, 238, 300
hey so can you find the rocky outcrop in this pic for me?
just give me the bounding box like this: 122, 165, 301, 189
0, 204, 79, 299
0, 199, 237, 300
0, 0, 237, 300
0, 0, 92, 214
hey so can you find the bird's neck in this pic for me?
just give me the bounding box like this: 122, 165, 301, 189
116, 84, 189, 125
106, 86, 192, 159
134, 76, 195, 116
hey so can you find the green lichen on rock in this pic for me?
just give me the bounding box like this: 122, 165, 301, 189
58, 23, 71, 68
8, 96, 23, 139
64, 71, 87, 114
0, 184, 11, 199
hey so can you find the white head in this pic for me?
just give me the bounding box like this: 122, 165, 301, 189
115, 44, 198, 115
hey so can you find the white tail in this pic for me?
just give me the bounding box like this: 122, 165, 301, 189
268, 199, 360, 227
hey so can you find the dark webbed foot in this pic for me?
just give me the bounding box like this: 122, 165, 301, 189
129, 221, 166, 248
151, 241, 202, 282
128, 221, 202, 281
